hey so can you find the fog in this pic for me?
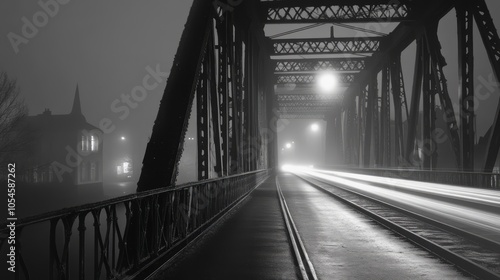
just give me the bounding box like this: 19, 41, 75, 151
1, 0, 500, 217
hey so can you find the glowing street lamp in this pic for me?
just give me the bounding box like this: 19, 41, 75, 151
311, 123, 319, 132
317, 71, 338, 93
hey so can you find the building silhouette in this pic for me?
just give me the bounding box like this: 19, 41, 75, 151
18, 85, 103, 188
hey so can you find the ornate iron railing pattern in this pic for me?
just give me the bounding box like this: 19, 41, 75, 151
0, 170, 269, 280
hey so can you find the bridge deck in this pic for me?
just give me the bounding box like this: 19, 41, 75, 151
148, 174, 472, 280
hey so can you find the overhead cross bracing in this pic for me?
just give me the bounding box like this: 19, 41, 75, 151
263, 0, 414, 24
275, 73, 356, 85
274, 58, 367, 73
265, 1, 395, 121
271, 37, 383, 56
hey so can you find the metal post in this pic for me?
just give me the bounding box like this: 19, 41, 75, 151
197, 56, 209, 180
406, 39, 423, 166
457, 2, 475, 171
380, 65, 391, 166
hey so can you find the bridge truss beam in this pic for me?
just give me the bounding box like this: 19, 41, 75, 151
274, 58, 367, 73
262, 0, 414, 24
275, 73, 356, 85
138, 0, 274, 190
270, 37, 382, 56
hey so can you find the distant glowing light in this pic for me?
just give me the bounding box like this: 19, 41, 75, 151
123, 162, 130, 173
121, 136, 126, 140
286, 143, 292, 149
311, 123, 319, 132
281, 164, 315, 172
281, 164, 292, 172
317, 71, 338, 93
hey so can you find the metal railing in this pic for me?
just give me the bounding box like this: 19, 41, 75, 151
0, 170, 270, 280
318, 165, 500, 189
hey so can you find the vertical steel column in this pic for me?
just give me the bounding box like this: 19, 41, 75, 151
233, 28, 245, 173
390, 56, 405, 165
248, 42, 257, 171
457, 2, 475, 171
197, 56, 209, 180
335, 109, 344, 165
406, 39, 423, 166
264, 58, 277, 170
227, 17, 241, 174
217, 16, 230, 176
380, 66, 391, 166
343, 92, 356, 166
208, 24, 223, 177
325, 113, 336, 166
422, 45, 433, 170
357, 89, 365, 166
363, 77, 377, 167
243, 34, 252, 172
372, 83, 380, 166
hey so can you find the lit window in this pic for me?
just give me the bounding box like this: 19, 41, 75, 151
81, 135, 88, 151
91, 135, 98, 151
123, 162, 130, 173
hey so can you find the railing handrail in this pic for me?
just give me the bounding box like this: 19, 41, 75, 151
0, 169, 268, 231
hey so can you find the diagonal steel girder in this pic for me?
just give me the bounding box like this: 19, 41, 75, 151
274, 58, 367, 73
345, 0, 455, 88
275, 73, 355, 85
263, 0, 414, 24
271, 37, 383, 55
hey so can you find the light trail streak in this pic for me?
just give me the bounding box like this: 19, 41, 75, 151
282, 165, 500, 242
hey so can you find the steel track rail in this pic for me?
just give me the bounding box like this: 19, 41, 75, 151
293, 173, 500, 280
308, 170, 500, 251
276, 176, 318, 280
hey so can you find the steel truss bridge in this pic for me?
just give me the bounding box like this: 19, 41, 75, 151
3, 0, 500, 279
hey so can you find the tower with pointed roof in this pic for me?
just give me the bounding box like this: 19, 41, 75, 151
71, 84, 82, 115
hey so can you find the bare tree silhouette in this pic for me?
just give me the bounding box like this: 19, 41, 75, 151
0, 72, 28, 166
